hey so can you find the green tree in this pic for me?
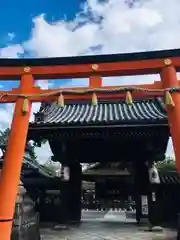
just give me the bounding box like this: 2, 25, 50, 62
156, 156, 176, 171
43, 160, 61, 175
0, 128, 37, 161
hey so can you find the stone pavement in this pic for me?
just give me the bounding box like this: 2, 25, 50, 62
40, 210, 177, 240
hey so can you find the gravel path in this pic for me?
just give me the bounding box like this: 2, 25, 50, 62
40, 210, 177, 240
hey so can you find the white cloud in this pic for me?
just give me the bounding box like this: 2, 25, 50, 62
0, 104, 14, 130
24, 0, 180, 57
34, 142, 52, 164
7, 32, 15, 41
166, 138, 174, 157
1, 0, 180, 161
0, 44, 24, 58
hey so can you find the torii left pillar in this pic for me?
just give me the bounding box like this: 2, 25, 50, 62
0, 72, 34, 240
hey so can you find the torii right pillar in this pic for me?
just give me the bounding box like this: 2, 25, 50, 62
161, 60, 180, 172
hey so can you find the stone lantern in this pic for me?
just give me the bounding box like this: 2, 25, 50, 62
11, 180, 41, 240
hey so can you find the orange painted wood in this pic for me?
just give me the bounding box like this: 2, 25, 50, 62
0, 57, 180, 80
0, 81, 164, 103
29, 91, 165, 102
161, 66, 180, 172
89, 75, 102, 88
0, 74, 34, 240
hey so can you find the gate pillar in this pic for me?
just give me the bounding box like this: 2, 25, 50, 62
0, 73, 34, 240
161, 65, 180, 172
68, 162, 82, 224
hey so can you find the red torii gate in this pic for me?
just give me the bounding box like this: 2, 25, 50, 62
0, 51, 180, 239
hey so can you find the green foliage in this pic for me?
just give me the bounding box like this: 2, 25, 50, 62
0, 128, 37, 161
156, 156, 176, 171
43, 163, 57, 174
40, 139, 47, 144
43, 161, 61, 175
35, 162, 57, 177
26, 143, 37, 161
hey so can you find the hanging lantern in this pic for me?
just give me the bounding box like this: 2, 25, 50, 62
61, 166, 70, 181
148, 164, 160, 184
57, 92, 64, 108
22, 98, 29, 115
152, 192, 156, 202
92, 92, 98, 106
164, 91, 175, 107
126, 91, 133, 105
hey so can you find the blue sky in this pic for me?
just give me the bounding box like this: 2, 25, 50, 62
1, 0, 180, 91
0, 0, 179, 159
0, 0, 86, 90
0, 0, 84, 46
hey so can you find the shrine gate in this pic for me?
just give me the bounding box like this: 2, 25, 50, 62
0, 48, 180, 239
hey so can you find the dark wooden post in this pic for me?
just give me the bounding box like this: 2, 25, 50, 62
148, 162, 163, 230
135, 194, 142, 223
147, 193, 153, 227
134, 160, 152, 225
154, 186, 162, 226
133, 161, 143, 224
59, 142, 69, 225
68, 162, 82, 224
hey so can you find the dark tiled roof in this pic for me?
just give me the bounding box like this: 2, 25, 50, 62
159, 171, 180, 185
0, 157, 55, 178
83, 169, 180, 185
83, 163, 180, 185
33, 98, 167, 126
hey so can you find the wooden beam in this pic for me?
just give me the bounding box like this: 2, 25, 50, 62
0, 81, 167, 103
0, 57, 179, 80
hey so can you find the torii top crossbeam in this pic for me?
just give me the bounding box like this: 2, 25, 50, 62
0, 48, 180, 80
0, 48, 180, 239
